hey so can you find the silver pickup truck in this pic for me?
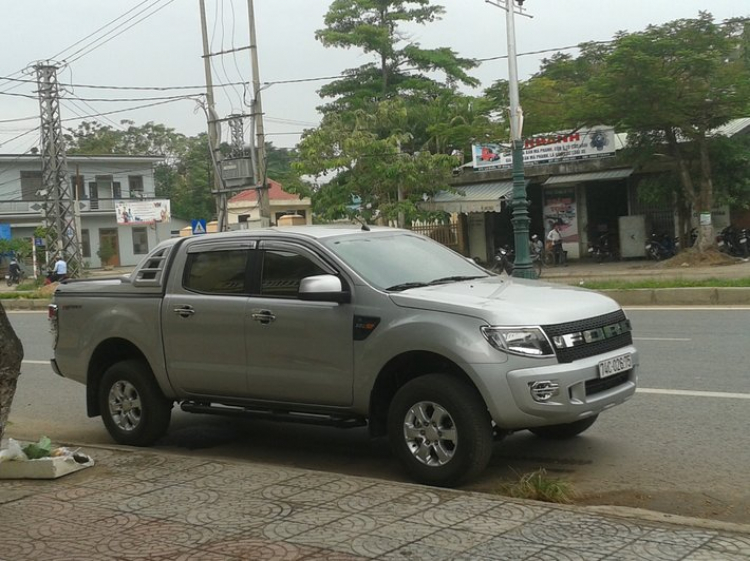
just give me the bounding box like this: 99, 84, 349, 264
50, 226, 638, 487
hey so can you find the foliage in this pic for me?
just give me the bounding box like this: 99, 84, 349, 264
0, 238, 32, 259
22, 436, 52, 460
296, 100, 460, 223
96, 239, 116, 265
315, 0, 478, 114
496, 468, 575, 504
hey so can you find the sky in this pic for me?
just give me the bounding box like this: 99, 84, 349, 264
0, 0, 747, 155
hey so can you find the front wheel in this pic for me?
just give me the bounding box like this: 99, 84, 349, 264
528, 415, 598, 440
388, 374, 493, 487
99, 360, 172, 446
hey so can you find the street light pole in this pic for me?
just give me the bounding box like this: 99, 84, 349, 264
486, 0, 535, 278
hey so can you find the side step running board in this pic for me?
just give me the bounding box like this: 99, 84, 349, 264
180, 402, 367, 429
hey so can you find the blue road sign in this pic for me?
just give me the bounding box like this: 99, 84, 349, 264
191, 219, 207, 235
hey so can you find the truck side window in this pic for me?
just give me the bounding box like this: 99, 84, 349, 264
184, 250, 248, 294
260, 250, 326, 298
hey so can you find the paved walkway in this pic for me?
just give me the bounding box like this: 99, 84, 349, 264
1, 446, 749, 560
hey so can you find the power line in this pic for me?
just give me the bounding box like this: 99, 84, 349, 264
64, 0, 180, 65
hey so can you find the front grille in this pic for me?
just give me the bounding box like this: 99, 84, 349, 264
585, 370, 631, 396
542, 310, 632, 363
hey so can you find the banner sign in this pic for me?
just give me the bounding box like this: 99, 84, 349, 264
543, 188, 579, 243
472, 127, 616, 171
115, 200, 171, 225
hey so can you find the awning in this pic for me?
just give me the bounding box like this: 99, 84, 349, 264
422, 181, 516, 214
543, 168, 633, 186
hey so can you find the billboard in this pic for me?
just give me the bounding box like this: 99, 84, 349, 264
472, 127, 616, 171
115, 200, 171, 225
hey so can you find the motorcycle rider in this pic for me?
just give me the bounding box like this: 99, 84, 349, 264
49, 254, 68, 283
530, 234, 543, 260
8, 257, 21, 284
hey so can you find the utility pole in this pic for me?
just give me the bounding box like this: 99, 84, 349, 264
486, 0, 535, 279
34, 62, 83, 277
247, 0, 271, 228
199, 0, 227, 232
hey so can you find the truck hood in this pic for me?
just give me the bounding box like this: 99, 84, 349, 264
389, 277, 620, 325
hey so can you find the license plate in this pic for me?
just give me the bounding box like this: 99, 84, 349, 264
598, 353, 632, 378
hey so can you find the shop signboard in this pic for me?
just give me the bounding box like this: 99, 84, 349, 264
472, 127, 616, 171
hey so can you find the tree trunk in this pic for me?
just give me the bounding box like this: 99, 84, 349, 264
696, 135, 715, 252
0, 302, 23, 443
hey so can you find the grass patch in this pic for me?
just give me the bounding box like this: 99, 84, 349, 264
495, 468, 575, 504
577, 277, 750, 290
0, 290, 48, 300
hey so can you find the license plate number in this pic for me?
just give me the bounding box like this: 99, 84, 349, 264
598, 353, 632, 378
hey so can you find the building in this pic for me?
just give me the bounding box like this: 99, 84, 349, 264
227, 178, 312, 228
424, 122, 749, 262
0, 154, 185, 269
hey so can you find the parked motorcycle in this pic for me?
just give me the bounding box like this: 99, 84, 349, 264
645, 233, 676, 261
587, 233, 618, 263
717, 226, 748, 257
490, 245, 542, 277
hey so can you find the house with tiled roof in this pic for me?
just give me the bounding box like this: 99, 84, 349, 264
227, 178, 312, 229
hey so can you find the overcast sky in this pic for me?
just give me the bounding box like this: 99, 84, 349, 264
1, 0, 747, 154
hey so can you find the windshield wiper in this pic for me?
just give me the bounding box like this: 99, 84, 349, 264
385, 281, 430, 292
428, 275, 486, 285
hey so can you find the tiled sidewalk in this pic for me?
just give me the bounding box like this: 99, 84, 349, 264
1, 447, 748, 560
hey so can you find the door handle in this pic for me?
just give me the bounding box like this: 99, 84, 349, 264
173, 305, 195, 318
251, 309, 276, 324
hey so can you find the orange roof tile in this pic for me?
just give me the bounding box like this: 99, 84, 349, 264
228, 179, 300, 203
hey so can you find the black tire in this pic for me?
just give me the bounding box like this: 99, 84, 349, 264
387, 374, 493, 487
528, 415, 598, 440
99, 359, 172, 446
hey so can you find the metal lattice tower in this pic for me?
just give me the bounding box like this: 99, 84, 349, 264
34, 63, 82, 277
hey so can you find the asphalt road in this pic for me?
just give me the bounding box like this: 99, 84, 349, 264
4, 308, 750, 524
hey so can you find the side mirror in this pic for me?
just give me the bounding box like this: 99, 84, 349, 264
299, 274, 351, 304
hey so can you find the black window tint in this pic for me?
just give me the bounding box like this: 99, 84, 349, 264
261, 250, 326, 298
184, 250, 248, 294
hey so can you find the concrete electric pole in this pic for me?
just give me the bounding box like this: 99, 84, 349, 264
198, 0, 227, 232
247, 0, 271, 228
34, 62, 83, 277
486, 0, 535, 279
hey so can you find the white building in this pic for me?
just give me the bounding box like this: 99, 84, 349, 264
0, 154, 186, 268
227, 178, 312, 228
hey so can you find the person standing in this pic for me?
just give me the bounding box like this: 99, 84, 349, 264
546, 223, 564, 265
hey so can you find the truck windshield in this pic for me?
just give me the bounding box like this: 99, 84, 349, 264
322, 232, 489, 291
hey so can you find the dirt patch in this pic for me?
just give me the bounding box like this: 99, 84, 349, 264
576, 489, 750, 525
656, 248, 740, 269
38, 283, 59, 296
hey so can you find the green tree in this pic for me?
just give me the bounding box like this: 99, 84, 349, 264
296, 100, 459, 224
315, 0, 478, 113
584, 13, 750, 249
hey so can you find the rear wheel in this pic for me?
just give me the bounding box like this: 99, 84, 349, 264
528, 415, 598, 440
99, 360, 172, 446
388, 374, 493, 487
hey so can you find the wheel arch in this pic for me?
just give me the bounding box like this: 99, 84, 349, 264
86, 338, 151, 417
368, 350, 481, 438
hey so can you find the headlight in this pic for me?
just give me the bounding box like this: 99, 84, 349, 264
481, 326, 555, 358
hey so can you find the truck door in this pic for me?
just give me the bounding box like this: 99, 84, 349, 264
162, 240, 253, 397
245, 241, 354, 406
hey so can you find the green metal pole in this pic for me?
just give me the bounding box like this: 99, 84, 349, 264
510, 138, 534, 278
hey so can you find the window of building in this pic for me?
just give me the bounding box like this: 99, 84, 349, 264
260, 250, 327, 298
20, 171, 42, 200
184, 249, 248, 294
69, 174, 86, 200
129, 175, 144, 197
132, 227, 149, 255
81, 229, 91, 258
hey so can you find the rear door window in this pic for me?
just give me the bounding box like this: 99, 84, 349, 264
183, 249, 249, 294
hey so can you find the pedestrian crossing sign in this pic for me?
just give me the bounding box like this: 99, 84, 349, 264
191, 219, 207, 235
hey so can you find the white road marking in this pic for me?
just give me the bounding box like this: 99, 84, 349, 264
22, 360, 50, 365
633, 337, 692, 342
638, 388, 750, 400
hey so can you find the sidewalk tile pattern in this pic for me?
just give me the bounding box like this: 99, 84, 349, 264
1, 448, 748, 560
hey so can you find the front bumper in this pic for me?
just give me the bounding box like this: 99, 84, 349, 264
472, 345, 638, 429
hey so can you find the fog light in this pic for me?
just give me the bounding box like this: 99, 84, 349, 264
529, 381, 560, 402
